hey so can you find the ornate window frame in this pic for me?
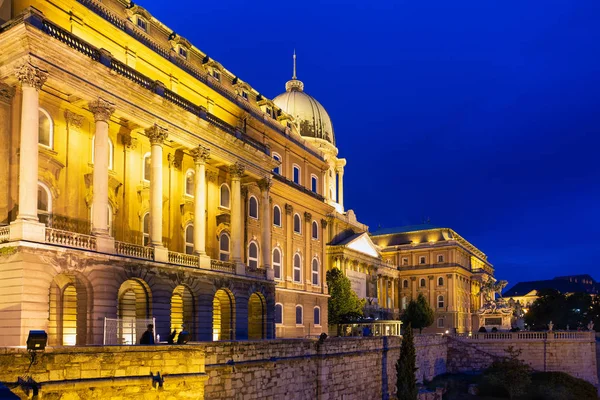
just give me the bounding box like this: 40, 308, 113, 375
247, 241, 259, 268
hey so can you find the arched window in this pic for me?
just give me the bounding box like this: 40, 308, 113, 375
142, 213, 150, 246
311, 258, 319, 285
273, 248, 282, 280
311, 174, 318, 193
220, 184, 230, 209
274, 303, 283, 325
420, 278, 426, 287
273, 153, 281, 175
37, 182, 51, 224
314, 306, 321, 326
185, 169, 194, 197
295, 305, 303, 325
293, 253, 301, 283
311, 220, 318, 240
247, 241, 259, 268
39, 108, 53, 149
143, 153, 151, 182
403, 279, 409, 289
91, 136, 114, 170
219, 232, 230, 261
273, 205, 282, 227
185, 224, 194, 254
293, 214, 301, 234
438, 277, 444, 286
293, 165, 300, 184
249, 196, 258, 219
438, 295, 444, 309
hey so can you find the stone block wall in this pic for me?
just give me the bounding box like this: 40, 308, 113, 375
0, 345, 207, 399
447, 334, 599, 386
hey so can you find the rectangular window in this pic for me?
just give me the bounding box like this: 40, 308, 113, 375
419, 256, 426, 264
293, 166, 300, 184
437, 318, 444, 328
311, 175, 318, 193
242, 91, 248, 100
402, 257, 409, 266
178, 47, 188, 59
136, 17, 147, 31
212, 70, 221, 81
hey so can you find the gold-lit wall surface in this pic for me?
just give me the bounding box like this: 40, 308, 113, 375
372, 227, 494, 333
0, 0, 336, 344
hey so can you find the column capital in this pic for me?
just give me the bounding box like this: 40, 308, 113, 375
89, 98, 115, 122
121, 133, 138, 150
145, 124, 168, 145
0, 82, 16, 104
206, 170, 218, 182
335, 166, 344, 174
320, 218, 328, 228
304, 212, 312, 222
285, 203, 293, 215
15, 60, 48, 90
446, 274, 453, 279
191, 145, 210, 164
64, 110, 85, 128
229, 162, 245, 179
257, 177, 272, 192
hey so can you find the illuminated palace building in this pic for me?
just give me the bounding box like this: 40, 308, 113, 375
0, 0, 494, 346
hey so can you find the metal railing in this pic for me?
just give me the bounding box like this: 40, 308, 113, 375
46, 228, 97, 251
210, 259, 236, 274
168, 251, 199, 268
115, 241, 154, 260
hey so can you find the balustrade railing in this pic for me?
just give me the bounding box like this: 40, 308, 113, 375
453, 331, 594, 341
46, 228, 97, 251
210, 259, 236, 274
245, 266, 267, 279
168, 251, 199, 268
115, 241, 154, 260
0, 226, 9, 243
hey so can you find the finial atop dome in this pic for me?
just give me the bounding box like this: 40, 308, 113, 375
285, 50, 304, 92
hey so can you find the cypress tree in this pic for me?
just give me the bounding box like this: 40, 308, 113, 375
396, 323, 418, 400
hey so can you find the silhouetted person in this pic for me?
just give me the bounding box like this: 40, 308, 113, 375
167, 330, 177, 344
140, 324, 155, 345
177, 324, 190, 344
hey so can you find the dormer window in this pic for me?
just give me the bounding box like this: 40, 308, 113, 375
178, 47, 188, 59
266, 107, 272, 117
212, 70, 221, 81
136, 16, 148, 32
242, 91, 248, 100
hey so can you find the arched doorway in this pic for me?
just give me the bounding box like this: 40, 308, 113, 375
117, 279, 151, 345
212, 289, 235, 341
248, 292, 266, 340
48, 274, 90, 346
171, 285, 195, 339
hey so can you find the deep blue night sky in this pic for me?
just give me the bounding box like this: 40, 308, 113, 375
140, 0, 600, 287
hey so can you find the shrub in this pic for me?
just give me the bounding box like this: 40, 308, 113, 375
528, 372, 598, 400
478, 326, 487, 333
483, 347, 531, 399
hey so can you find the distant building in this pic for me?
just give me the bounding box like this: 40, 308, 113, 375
504, 275, 600, 309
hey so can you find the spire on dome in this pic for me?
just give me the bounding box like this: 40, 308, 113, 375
285, 50, 304, 92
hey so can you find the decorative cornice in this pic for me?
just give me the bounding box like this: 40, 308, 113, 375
89, 98, 115, 122
145, 124, 168, 145
64, 110, 85, 128
190, 145, 210, 164
206, 170, 218, 182
285, 204, 293, 215
15, 60, 48, 90
304, 212, 312, 222
257, 177, 272, 192
228, 162, 245, 179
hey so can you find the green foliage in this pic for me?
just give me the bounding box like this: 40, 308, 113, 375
483, 347, 531, 399
396, 323, 418, 400
401, 293, 434, 333
326, 268, 364, 326
528, 371, 598, 400
525, 288, 593, 330
0, 246, 16, 256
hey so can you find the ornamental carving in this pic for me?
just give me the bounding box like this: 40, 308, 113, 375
191, 145, 210, 164
0, 82, 15, 104
145, 124, 168, 145
304, 212, 312, 222
410, 277, 416, 281
257, 177, 272, 192
285, 203, 293, 215
64, 110, 85, 128
229, 163, 245, 178
89, 98, 115, 122
15, 60, 48, 90
320, 218, 328, 228
121, 133, 138, 150
206, 170, 218, 182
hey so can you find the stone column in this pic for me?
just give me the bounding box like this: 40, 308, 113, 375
191, 145, 210, 268
321, 218, 328, 293
336, 166, 344, 209
258, 177, 273, 279
10, 61, 48, 242
410, 277, 417, 301
304, 212, 312, 289
447, 274, 454, 311
145, 124, 168, 261
285, 204, 293, 281
229, 163, 245, 273
391, 278, 396, 309
89, 99, 115, 250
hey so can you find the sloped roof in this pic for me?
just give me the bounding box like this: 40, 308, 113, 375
330, 232, 381, 259
370, 224, 442, 236
504, 276, 600, 297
